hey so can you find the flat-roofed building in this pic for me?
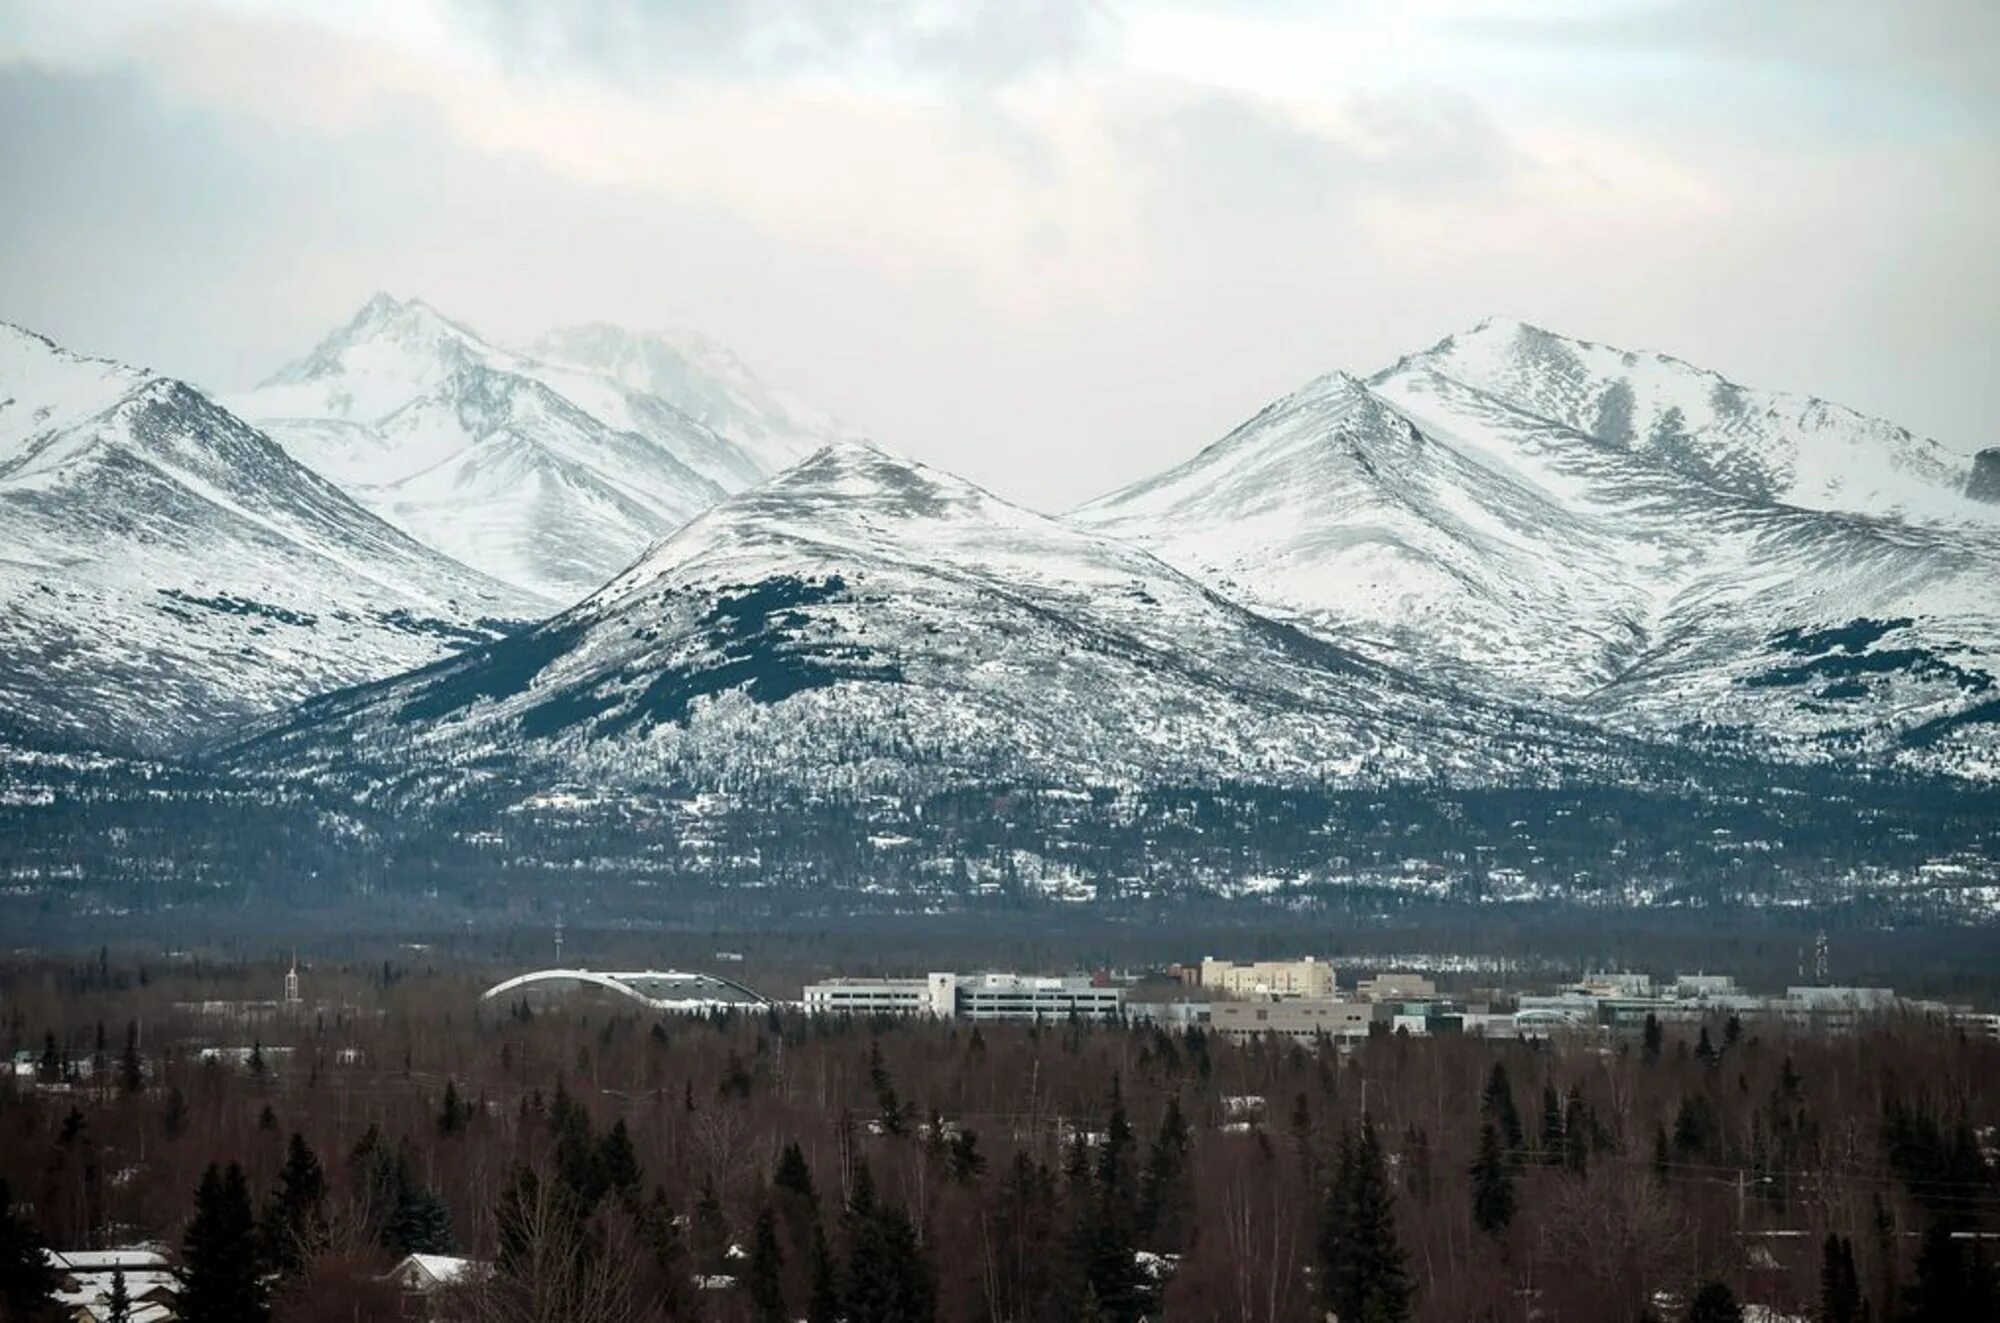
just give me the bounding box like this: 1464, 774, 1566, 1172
958, 973, 1123, 1021
1200, 956, 1334, 1000
802, 972, 1120, 1021
803, 977, 954, 1017
1357, 972, 1437, 1003
1211, 997, 1372, 1043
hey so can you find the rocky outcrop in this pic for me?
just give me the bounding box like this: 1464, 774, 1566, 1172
1968, 448, 2000, 504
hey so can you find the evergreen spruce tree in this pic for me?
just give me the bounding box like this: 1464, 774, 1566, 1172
1642, 1013, 1663, 1062
0, 1177, 62, 1321
1694, 1026, 1718, 1066
1905, 1221, 1978, 1322
436, 1079, 469, 1137
1686, 1280, 1742, 1323
693, 1173, 731, 1275
1818, 1233, 1864, 1323
180, 1162, 268, 1323
162, 1086, 188, 1139
1068, 1076, 1143, 1322
597, 1118, 643, 1199
119, 1021, 143, 1095
1539, 1085, 1564, 1166
807, 1221, 842, 1323
1138, 1093, 1194, 1251
105, 1268, 132, 1323
1482, 1062, 1524, 1158
1562, 1085, 1591, 1176
749, 1205, 786, 1323
258, 1132, 328, 1278
1470, 1122, 1516, 1237
1319, 1121, 1413, 1323
641, 1186, 691, 1319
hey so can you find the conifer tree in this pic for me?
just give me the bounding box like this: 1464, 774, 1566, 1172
1482, 1062, 1524, 1158
1686, 1280, 1742, 1323
1818, 1233, 1864, 1323
693, 1173, 730, 1275
807, 1221, 842, 1323
1319, 1120, 1413, 1323
0, 1177, 61, 1321
119, 1021, 143, 1095
1138, 1093, 1193, 1251
437, 1079, 470, 1137
641, 1185, 691, 1318
105, 1268, 131, 1323
1539, 1085, 1564, 1166
1904, 1220, 1987, 1322
259, 1132, 328, 1278
844, 1162, 935, 1323
1562, 1085, 1591, 1176
749, 1205, 786, 1323
1470, 1121, 1515, 1237
181, 1162, 268, 1323
597, 1118, 643, 1199
1642, 1012, 1663, 1061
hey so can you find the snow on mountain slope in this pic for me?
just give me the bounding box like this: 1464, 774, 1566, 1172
230, 295, 756, 603
1080, 333, 2000, 774
1384, 319, 1991, 522
230, 442, 1635, 799
525, 323, 850, 480
0, 323, 540, 753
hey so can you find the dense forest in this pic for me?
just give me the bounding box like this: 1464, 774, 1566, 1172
3, 742, 1997, 932
2, 958, 1997, 1321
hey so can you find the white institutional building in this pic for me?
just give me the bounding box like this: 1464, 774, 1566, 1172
803, 972, 1123, 1021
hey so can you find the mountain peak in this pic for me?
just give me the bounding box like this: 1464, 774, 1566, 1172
261, 293, 488, 392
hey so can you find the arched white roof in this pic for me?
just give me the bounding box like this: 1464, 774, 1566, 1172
479, 968, 770, 1011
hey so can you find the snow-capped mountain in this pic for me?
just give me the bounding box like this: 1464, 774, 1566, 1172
0, 322, 539, 753
1080, 326, 2000, 775
525, 323, 850, 483
1382, 319, 1991, 521
230, 295, 808, 603
229, 442, 1635, 799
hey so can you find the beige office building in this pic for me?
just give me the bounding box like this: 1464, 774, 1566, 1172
1212, 998, 1373, 1043
1200, 956, 1334, 999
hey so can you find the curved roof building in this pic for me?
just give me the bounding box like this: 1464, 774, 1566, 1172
480, 968, 770, 1012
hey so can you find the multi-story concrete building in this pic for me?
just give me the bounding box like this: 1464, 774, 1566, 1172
957, 973, 1123, 1021
1200, 956, 1335, 1000
1211, 997, 1372, 1043
803, 972, 1122, 1021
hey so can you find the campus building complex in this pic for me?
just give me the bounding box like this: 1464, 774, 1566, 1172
803, 972, 1123, 1021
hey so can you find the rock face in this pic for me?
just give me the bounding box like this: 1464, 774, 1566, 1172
1970, 448, 2000, 504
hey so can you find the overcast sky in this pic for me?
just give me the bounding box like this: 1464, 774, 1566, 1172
2, 0, 1995, 509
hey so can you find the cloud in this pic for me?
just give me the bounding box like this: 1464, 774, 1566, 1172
0, 1, 1994, 509
449, 0, 1116, 89
1475, 0, 2000, 124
